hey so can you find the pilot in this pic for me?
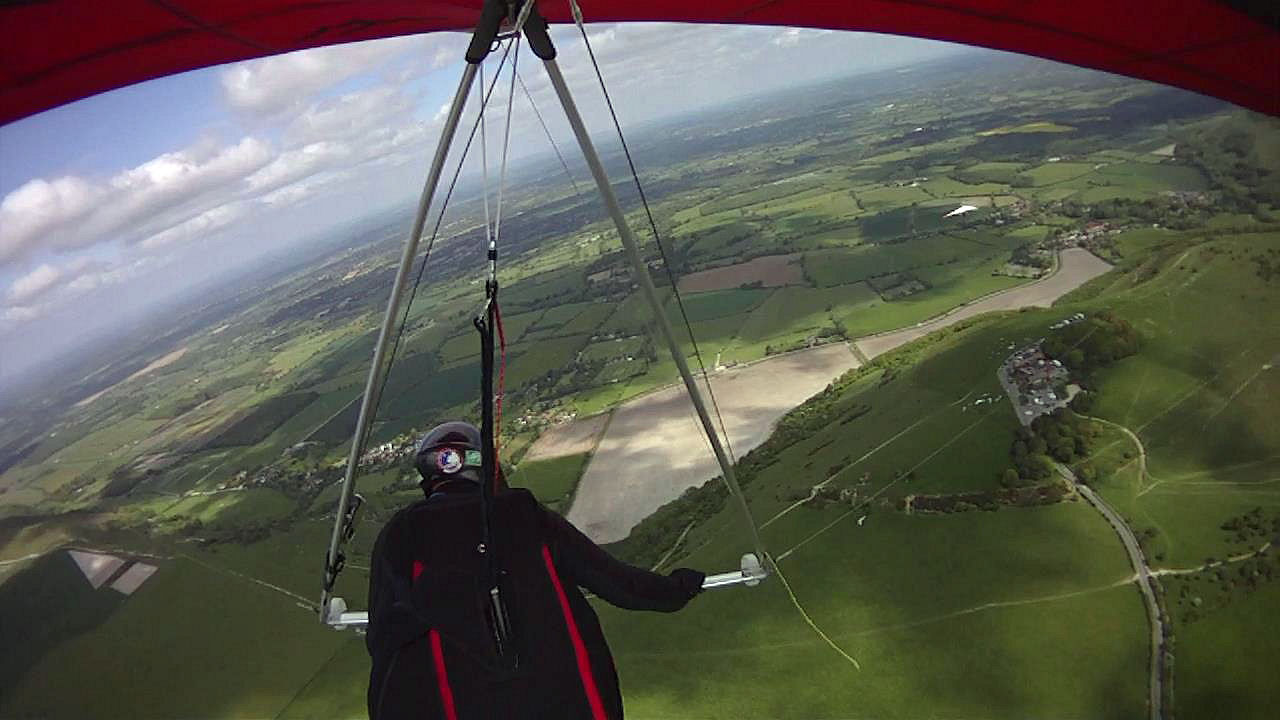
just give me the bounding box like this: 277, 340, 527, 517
367, 420, 705, 719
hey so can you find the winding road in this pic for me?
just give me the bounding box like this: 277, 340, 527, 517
1058, 463, 1164, 720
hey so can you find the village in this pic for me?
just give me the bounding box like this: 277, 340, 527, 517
997, 314, 1085, 425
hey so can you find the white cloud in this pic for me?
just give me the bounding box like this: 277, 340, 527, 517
2, 255, 153, 335
248, 141, 352, 192
220, 35, 440, 117
140, 203, 246, 250
772, 27, 833, 47
283, 85, 411, 147
7, 263, 63, 304
0, 136, 272, 266
63, 257, 152, 295
260, 170, 353, 208
2, 304, 40, 325
0, 177, 103, 264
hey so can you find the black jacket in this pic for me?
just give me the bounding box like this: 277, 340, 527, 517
366, 485, 703, 720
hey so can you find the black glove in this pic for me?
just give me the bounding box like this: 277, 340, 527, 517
669, 568, 705, 600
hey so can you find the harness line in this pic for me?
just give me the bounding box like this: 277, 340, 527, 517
516, 69, 580, 195
321, 39, 516, 613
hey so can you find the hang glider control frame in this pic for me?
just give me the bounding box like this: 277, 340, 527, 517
320, 0, 771, 630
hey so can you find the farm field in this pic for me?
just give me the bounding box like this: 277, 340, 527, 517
854, 247, 1113, 359
676, 253, 805, 292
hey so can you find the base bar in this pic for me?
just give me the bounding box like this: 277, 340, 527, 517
325, 554, 765, 630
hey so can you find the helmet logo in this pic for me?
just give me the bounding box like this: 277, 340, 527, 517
436, 448, 463, 474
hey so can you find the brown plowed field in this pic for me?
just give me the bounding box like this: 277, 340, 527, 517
523, 413, 610, 462
677, 253, 804, 293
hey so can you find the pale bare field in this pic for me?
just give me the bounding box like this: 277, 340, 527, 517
523, 413, 609, 462
677, 253, 804, 293
125, 347, 188, 382
567, 343, 859, 543
74, 347, 189, 408
854, 248, 1112, 360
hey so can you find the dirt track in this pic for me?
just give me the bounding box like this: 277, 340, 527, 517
854, 248, 1112, 360
567, 343, 859, 543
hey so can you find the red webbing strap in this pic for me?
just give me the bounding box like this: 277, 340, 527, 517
493, 300, 507, 493
541, 544, 608, 720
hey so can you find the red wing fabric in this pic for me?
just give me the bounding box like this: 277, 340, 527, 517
1, 0, 1276, 124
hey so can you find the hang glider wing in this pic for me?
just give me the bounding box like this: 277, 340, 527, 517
1, 1, 1276, 125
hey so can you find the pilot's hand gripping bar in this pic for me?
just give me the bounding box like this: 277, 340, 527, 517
701, 553, 768, 589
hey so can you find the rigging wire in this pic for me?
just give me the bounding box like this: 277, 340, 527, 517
516, 69, 581, 195
479, 62, 493, 244
567, 2, 738, 465
568, 0, 859, 671
493, 37, 520, 246
355, 40, 515, 468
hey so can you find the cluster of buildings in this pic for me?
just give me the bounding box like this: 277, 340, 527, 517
1055, 220, 1117, 246
358, 439, 416, 467
997, 341, 1077, 425
515, 408, 578, 430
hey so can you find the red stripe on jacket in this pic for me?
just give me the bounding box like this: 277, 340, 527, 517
429, 629, 459, 720
541, 544, 609, 720
416, 560, 456, 720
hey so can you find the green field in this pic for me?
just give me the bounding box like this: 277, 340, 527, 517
1164, 574, 1280, 719
509, 453, 591, 512
0, 554, 348, 719
1081, 232, 1280, 569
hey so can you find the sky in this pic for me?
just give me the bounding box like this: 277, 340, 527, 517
0, 23, 964, 387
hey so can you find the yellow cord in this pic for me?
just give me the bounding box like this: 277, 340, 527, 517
770, 555, 862, 671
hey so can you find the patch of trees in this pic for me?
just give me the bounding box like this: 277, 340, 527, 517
201, 392, 318, 450
1041, 309, 1139, 380
1220, 506, 1278, 546
907, 482, 1067, 513
605, 478, 729, 569
1007, 407, 1100, 483
0, 440, 39, 475
1253, 250, 1280, 282
1173, 544, 1279, 626
1009, 243, 1051, 269
196, 520, 279, 546
1057, 196, 1209, 230
102, 467, 153, 498
1175, 118, 1280, 214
